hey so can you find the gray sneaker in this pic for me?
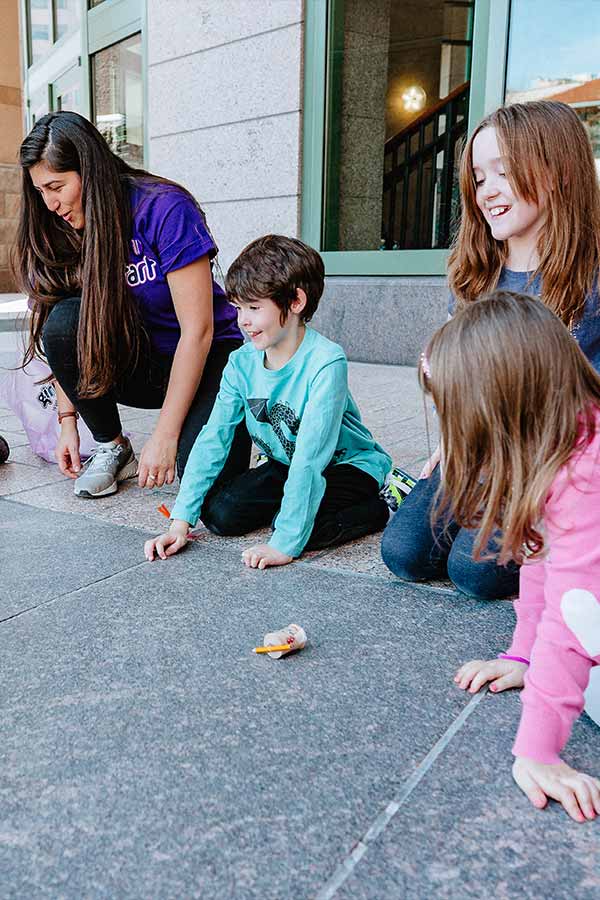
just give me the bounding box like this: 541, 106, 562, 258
74, 437, 138, 498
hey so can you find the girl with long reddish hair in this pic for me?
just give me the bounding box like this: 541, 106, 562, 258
382, 100, 600, 600
420, 292, 600, 822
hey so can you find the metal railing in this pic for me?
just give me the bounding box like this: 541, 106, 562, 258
381, 81, 469, 250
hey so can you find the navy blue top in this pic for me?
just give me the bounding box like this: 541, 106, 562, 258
448, 268, 600, 372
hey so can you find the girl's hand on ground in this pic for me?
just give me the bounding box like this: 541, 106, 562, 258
138, 431, 178, 488
419, 444, 441, 479
513, 757, 600, 823
454, 658, 527, 694
56, 422, 81, 478
241, 544, 293, 570
145, 521, 189, 560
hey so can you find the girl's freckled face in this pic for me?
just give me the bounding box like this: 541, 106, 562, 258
472, 126, 545, 245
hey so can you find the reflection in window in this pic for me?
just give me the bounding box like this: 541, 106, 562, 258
28, 0, 80, 66
506, 0, 600, 175
30, 85, 50, 125
93, 34, 144, 167
28, 0, 52, 65
53, 66, 82, 114
323, 0, 474, 252
54, 0, 80, 41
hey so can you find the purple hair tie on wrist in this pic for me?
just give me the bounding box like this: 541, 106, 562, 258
498, 653, 530, 665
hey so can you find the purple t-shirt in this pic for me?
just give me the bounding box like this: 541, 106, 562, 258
127, 181, 241, 353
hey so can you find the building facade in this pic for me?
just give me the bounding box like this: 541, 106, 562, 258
0, 0, 24, 291
12, 0, 600, 362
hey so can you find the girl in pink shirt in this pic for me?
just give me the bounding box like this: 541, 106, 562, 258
421, 291, 600, 822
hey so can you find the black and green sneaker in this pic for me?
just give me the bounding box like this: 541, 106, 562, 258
380, 466, 417, 512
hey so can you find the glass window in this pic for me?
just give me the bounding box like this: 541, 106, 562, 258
54, 0, 81, 41
92, 34, 144, 167
322, 0, 475, 252
30, 84, 50, 125
52, 65, 82, 114
28, 0, 53, 65
27, 0, 81, 65
505, 0, 600, 175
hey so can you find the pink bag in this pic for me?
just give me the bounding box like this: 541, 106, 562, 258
0, 358, 97, 463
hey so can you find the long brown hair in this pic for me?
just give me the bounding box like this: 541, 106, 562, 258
447, 101, 600, 327
15, 111, 205, 398
420, 292, 600, 564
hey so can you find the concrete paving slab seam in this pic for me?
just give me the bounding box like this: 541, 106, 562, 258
0, 557, 150, 625
314, 689, 488, 899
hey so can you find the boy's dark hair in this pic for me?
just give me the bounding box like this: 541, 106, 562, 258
225, 234, 325, 323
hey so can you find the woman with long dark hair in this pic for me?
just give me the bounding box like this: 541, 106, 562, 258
16, 111, 249, 497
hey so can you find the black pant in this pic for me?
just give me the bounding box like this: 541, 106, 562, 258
201, 458, 390, 552
42, 296, 251, 479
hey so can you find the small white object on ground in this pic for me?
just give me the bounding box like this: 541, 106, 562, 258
263, 623, 307, 659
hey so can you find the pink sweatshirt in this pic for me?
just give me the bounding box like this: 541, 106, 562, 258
508, 408, 600, 765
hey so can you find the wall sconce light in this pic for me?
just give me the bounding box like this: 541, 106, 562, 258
402, 85, 427, 112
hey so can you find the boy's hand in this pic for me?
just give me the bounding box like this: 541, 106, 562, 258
241, 544, 293, 570
144, 520, 189, 561
454, 658, 527, 694
513, 757, 600, 823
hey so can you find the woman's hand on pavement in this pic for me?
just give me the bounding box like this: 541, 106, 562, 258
454, 657, 528, 694
138, 430, 178, 488
419, 444, 441, 479
56, 420, 81, 478
241, 544, 293, 570
513, 757, 600, 822
144, 519, 189, 560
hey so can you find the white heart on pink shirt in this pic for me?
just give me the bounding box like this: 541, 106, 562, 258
560, 588, 600, 657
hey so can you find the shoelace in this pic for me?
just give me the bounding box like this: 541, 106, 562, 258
85, 443, 126, 473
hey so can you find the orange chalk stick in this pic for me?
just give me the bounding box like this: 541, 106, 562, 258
157, 504, 170, 518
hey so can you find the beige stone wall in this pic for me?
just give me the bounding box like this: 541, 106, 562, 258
0, 165, 21, 291
0, 0, 24, 291
147, 1, 303, 269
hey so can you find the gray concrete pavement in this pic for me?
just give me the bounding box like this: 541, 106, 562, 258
1, 325, 599, 898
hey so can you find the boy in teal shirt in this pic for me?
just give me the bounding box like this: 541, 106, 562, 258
144, 235, 392, 569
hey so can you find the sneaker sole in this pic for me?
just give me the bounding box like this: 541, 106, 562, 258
74, 457, 139, 499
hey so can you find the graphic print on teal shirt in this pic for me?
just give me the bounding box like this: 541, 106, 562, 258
170, 327, 392, 557
247, 398, 300, 459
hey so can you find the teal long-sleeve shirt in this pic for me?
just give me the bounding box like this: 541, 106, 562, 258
170, 326, 392, 558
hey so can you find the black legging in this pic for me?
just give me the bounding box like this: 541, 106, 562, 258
42, 296, 251, 479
